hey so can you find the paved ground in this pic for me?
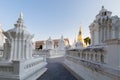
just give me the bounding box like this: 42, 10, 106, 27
37, 57, 77, 80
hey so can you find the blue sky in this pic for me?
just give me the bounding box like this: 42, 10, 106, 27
0, 0, 120, 44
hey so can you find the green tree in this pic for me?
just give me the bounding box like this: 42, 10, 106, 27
84, 37, 91, 45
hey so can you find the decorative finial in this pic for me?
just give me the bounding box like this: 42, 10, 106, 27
102, 6, 104, 9
20, 12, 23, 19
79, 26, 82, 34
61, 35, 64, 40
48, 36, 51, 40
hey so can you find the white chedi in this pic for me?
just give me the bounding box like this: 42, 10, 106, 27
3, 12, 34, 61
0, 25, 6, 48
89, 6, 120, 45
0, 12, 47, 80
58, 35, 65, 50
74, 41, 83, 49
46, 37, 54, 49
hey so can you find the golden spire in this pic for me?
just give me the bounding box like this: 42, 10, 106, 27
77, 26, 84, 43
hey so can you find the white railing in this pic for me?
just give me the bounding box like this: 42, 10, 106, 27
65, 48, 120, 79
66, 47, 106, 63
0, 62, 13, 74
24, 57, 45, 70
33, 49, 65, 58
12, 57, 47, 78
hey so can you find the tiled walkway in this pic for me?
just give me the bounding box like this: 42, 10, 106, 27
37, 57, 77, 80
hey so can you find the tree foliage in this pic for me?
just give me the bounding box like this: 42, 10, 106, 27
84, 37, 91, 45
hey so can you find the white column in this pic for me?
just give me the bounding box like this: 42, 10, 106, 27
98, 27, 100, 44
104, 26, 107, 40
9, 39, 14, 60
80, 52, 82, 59
119, 27, 120, 38
31, 43, 33, 58
101, 27, 104, 42
28, 42, 31, 58
17, 39, 19, 59
21, 39, 24, 59
112, 27, 115, 39
98, 53, 101, 62
99, 26, 102, 43
107, 26, 109, 39
109, 26, 112, 39
25, 41, 28, 59
28, 40, 32, 58
99, 27, 101, 43
92, 31, 94, 45
93, 53, 95, 61
18, 40, 21, 60
14, 40, 17, 60
90, 32, 92, 45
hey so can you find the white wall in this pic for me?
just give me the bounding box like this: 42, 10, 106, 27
106, 40, 120, 70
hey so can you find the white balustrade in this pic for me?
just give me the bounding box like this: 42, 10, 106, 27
66, 47, 106, 64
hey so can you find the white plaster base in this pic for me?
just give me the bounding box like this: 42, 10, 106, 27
0, 58, 47, 80
63, 59, 119, 80
0, 68, 47, 80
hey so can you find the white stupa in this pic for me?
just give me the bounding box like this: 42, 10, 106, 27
58, 35, 65, 50
46, 37, 54, 49
0, 13, 47, 80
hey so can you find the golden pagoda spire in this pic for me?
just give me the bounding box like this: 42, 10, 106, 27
77, 26, 84, 42
77, 26, 86, 47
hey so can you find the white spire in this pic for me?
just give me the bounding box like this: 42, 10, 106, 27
14, 12, 25, 28
102, 6, 104, 9
48, 36, 52, 41
20, 12, 23, 19
61, 35, 64, 40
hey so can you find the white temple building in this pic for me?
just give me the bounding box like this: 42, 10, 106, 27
0, 26, 6, 57
45, 37, 54, 50
89, 6, 120, 70
64, 6, 120, 80
57, 35, 66, 50
89, 6, 120, 45
34, 36, 66, 58
0, 26, 5, 48
0, 13, 47, 80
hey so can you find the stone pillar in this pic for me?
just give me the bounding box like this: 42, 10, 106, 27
85, 52, 87, 60
9, 39, 14, 61
14, 39, 17, 60
92, 31, 94, 45
98, 53, 101, 62
87, 52, 89, 60
99, 26, 102, 43
18, 40, 21, 60
119, 27, 120, 38
98, 27, 100, 44
25, 41, 28, 59
93, 53, 96, 61
112, 27, 116, 39
101, 26, 104, 43
109, 26, 112, 39
106, 25, 109, 40
13, 39, 16, 60
104, 26, 107, 41
80, 52, 82, 59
